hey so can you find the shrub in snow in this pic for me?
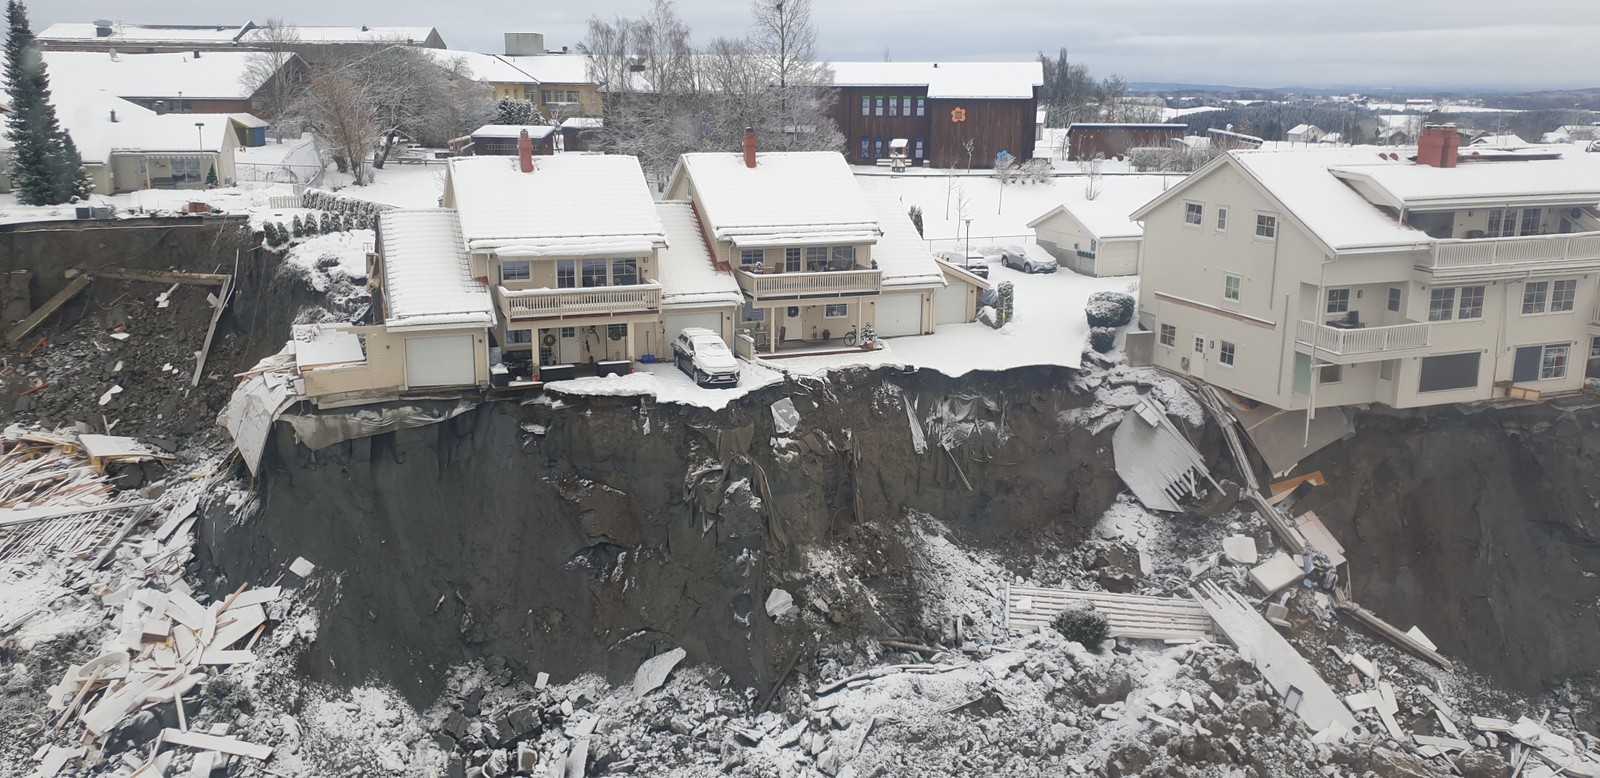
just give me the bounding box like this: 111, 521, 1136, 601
1089, 326, 1118, 354
261, 222, 279, 248
1052, 605, 1110, 652
996, 281, 1016, 325
291, 215, 305, 238
1085, 291, 1134, 328
908, 205, 924, 237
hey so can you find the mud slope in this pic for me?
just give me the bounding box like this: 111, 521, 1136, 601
1299, 403, 1600, 693
202, 367, 1123, 704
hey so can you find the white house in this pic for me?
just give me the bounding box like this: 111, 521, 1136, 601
1286, 124, 1325, 144
1134, 125, 1600, 412
1027, 175, 1172, 276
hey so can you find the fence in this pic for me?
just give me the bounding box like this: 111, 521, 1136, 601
235, 161, 324, 188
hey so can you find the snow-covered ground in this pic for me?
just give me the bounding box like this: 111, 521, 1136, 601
321, 163, 446, 209
0, 182, 300, 226
544, 359, 786, 411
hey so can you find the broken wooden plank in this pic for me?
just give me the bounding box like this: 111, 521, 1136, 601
6, 274, 92, 343
0, 499, 156, 530
92, 504, 159, 570
209, 603, 265, 650
159, 728, 272, 760
190, 275, 232, 388
222, 586, 281, 611
89, 268, 230, 287
1414, 734, 1472, 752
1335, 594, 1455, 671
198, 649, 256, 666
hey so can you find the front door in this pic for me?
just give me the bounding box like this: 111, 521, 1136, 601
558, 326, 582, 364
782, 306, 803, 342
1189, 334, 1207, 380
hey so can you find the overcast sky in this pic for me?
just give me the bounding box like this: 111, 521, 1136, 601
29, 1, 1600, 91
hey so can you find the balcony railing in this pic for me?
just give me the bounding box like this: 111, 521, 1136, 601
497, 284, 661, 319
1296, 320, 1431, 359
735, 268, 882, 300
1426, 232, 1600, 274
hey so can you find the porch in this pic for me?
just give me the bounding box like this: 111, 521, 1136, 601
1422, 232, 1600, 278
734, 268, 882, 301
1294, 320, 1432, 363
496, 284, 662, 319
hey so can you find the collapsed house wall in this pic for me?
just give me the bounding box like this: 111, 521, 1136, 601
199, 367, 1124, 705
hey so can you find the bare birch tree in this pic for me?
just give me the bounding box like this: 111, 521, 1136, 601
239, 19, 301, 128
297, 69, 377, 183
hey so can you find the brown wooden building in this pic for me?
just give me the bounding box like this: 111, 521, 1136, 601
829, 62, 1042, 169
1064, 123, 1187, 161
470, 125, 557, 156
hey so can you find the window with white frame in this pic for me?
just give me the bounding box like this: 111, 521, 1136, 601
1219, 341, 1236, 366
1592, 336, 1600, 358
1326, 288, 1350, 314
1522, 281, 1550, 314
742, 301, 765, 322
1380, 360, 1394, 381
740, 249, 764, 269
1193, 336, 1204, 354
500, 261, 531, 282
1541, 343, 1570, 379
825, 303, 848, 318
1457, 285, 1485, 319
556, 259, 575, 288
581, 258, 608, 287
1159, 324, 1176, 347
785, 248, 802, 272
1256, 214, 1278, 239
806, 246, 828, 271
1521, 208, 1542, 236
1320, 364, 1342, 384
171, 157, 203, 184
1216, 207, 1228, 232
1223, 274, 1241, 302
830, 245, 856, 269
1552, 279, 1578, 312
860, 96, 870, 116
915, 97, 926, 116
507, 329, 533, 344
612, 258, 639, 286
1388, 287, 1402, 312
1184, 202, 1203, 226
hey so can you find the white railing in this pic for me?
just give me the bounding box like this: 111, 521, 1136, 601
497, 284, 661, 318
267, 194, 303, 209
1296, 320, 1431, 356
1429, 233, 1600, 272
735, 268, 882, 299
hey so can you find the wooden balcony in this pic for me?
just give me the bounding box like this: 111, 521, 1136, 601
1424, 232, 1600, 278
734, 268, 882, 300
1295, 320, 1431, 363
497, 284, 661, 320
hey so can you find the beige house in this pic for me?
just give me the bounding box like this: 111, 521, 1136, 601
1135, 125, 1600, 412
1027, 175, 1171, 277
663, 138, 956, 353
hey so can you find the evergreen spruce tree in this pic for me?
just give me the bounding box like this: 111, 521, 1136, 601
204, 164, 218, 188
4, 1, 85, 204
58, 133, 91, 201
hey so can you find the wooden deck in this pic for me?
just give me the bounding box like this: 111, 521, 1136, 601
1005, 584, 1214, 642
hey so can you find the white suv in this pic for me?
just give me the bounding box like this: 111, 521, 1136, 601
672, 328, 740, 387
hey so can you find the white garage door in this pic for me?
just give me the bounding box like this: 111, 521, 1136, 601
404, 335, 476, 388
666, 311, 723, 343
876, 293, 924, 338
936, 284, 970, 325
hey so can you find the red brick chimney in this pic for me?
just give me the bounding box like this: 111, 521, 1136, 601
743, 127, 757, 169
518, 129, 534, 173
1417, 124, 1459, 168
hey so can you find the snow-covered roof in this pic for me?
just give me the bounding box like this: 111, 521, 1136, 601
655, 202, 742, 309
1328, 150, 1600, 210
1467, 133, 1532, 147
670, 151, 880, 245
1208, 127, 1264, 145
0, 87, 240, 163
425, 50, 537, 85
241, 26, 441, 45
38, 22, 251, 46
1068, 123, 1187, 132
561, 117, 603, 129
447, 155, 666, 254
470, 124, 556, 139
40, 50, 274, 100
1026, 175, 1172, 240
377, 209, 495, 330
1287, 124, 1319, 135
1223, 148, 1425, 251
229, 113, 269, 129
828, 61, 1042, 99
499, 54, 591, 85
864, 192, 944, 289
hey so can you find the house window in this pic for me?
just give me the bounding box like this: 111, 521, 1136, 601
607, 323, 628, 340
861, 96, 870, 116
556, 259, 575, 288
902, 97, 913, 115
1326, 288, 1350, 314
1216, 208, 1228, 232
1219, 340, 1236, 366
742, 301, 765, 322
1159, 324, 1176, 347
859, 137, 869, 160
507, 329, 533, 344
915, 97, 926, 116
806, 246, 828, 271
1487, 208, 1504, 237
1379, 360, 1394, 381
1457, 285, 1485, 319
1320, 364, 1342, 384
740, 249, 764, 269
541, 90, 553, 104
171, 157, 203, 184
612, 257, 639, 286
1420, 352, 1480, 392
874, 138, 884, 158
785, 248, 802, 272
1256, 214, 1278, 239
1184, 202, 1203, 226
888, 97, 898, 117
1551, 279, 1577, 312
1193, 336, 1204, 354
1591, 336, 1600, 358
1520, 208, 1541, 236
914, 138, 925, 160
1541, 343, 1570, 379
874, 97, 884, 116
1428, 287, 1455, 321
1522, 281, 1550, 314
830, 245, 856, 269
581, 258, 609, 287
1387, 287, 1402, 312
560, 326, 576, 338
500, 261, 531, 283
1223, 274, 1241, 302
825, 304, 848, 318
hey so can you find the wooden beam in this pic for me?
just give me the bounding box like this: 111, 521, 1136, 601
6, 275, 92, 343
190, 275, 233, 388
0, 499, 157, 530
1335, 594, 1454, 671
158, 728, 272, 761
90, 268, 229, 287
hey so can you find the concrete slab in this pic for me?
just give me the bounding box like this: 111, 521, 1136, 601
1222, 535, 1259, 565
1248, 554, 1304, 595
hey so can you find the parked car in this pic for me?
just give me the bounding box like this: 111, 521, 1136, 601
936, 249, 990, 279
1000, 245, 1057, 274
672, 327, 740, 388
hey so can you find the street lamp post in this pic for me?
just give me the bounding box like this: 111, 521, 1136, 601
964, 218, 973, 257
194, 122, 206, 186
